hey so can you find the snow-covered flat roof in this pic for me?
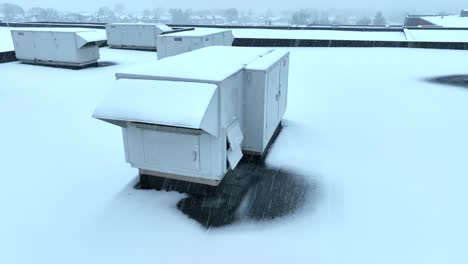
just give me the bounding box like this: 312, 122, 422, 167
405, 29, 468, 42
117, 46, 273, 82
421, 15, 468, 27
163, 27, 231, 37
93, 79, 218, 135
233, 28, 408, 41
2, 40, 468, 264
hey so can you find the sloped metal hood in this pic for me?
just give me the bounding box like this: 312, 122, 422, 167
75, 30, 107, 48
93, 79, 219, 137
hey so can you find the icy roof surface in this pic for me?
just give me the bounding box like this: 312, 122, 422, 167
405, 29, 468, 42
117, 46, 273, 82
162, 27, 231, 37
421, 15, 468, 27
93, 79, 217, 130
2, 36, 468, 264
245, 50, 290, 71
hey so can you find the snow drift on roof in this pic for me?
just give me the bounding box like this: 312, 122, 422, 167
93, 79, 219, 136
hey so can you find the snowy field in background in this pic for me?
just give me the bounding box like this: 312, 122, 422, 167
0, 27, 14, 52
1, 47, 468, 264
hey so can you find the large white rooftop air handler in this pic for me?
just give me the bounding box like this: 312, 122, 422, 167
106, 23, 173, 50
156, 28, 234, 59
93, 46, 289, 186
10, 28, 106, 68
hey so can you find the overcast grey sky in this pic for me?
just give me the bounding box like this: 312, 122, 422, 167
10, 0, 468, 13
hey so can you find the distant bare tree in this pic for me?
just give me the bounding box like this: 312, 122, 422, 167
437, 11, 449, 16
152, 8, 165, 20
27, 7, 46, 21
43, 8, 59, 21
143, 9, 152, 17
0, 3, 25, 19
224, 8, 238, 22
373, 11, 386, 25
356, 16, 372, 25
170, 9, 191, 24
97, 6, 116, 22
291, 9, 311, 26
113, 3, 125, 15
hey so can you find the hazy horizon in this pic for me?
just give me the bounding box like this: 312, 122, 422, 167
6, 0, 468, 14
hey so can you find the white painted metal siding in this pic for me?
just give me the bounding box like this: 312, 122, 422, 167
106, 23, 171, 50
11, 29, 101, 65
124, 123, 224, 181
156, 30, 233, 60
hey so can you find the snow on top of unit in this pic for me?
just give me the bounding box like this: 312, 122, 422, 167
93, 79, 217, 132
421, 15, 468, 27
162, 27, 231, 37
232, 28, 407, 41
0, 27, 14, 52
75, 30, 107, 45
155, 24, 173, 32
245, 50, 290, 71
107, 22, 172, 31
117, 46, 273, 82
10, 27, 102, 33
405, 29, 468, 42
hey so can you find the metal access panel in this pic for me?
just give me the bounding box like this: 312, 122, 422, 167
156, 30, 233, 60
243, 50, 290, 154
106, 24, 170, 50
11, 29, 102, 66
124, 123, 224, 182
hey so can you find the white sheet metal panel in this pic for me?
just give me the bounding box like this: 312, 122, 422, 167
226, 120, 244, 169
75, 31, 106, 47
265, 63, 281, 144
106, 23, 172, 50
93, 79, 219, 136
243, 50, 289, 154
10, 28, 102, 65
156, 28, 234, 59
124, 123, 225, 181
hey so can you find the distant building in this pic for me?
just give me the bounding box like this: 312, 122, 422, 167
405, 9, 468, 27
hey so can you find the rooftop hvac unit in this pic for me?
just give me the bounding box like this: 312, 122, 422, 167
10, 28, 106, 68
156, 28, 234, 59
105, 23, 173, 50
93, 46, 289, 186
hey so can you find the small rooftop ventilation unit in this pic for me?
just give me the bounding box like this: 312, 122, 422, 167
10, 28, 106, 68
105, 23, 173, 50
156, 28, 234, 59
93, 46, 289, 187
461, 9, 468, 17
